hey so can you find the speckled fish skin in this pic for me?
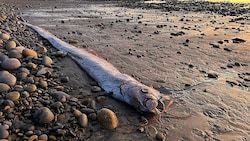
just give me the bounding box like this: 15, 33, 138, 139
20, 21, 164, 114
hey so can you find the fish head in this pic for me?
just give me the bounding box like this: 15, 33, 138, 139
130, 86, 162, 115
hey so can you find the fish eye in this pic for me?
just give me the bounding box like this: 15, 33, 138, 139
141, 88, 149, 93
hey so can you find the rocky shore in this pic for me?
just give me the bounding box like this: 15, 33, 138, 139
0, 0, 250, 141
0, 3, 123, 141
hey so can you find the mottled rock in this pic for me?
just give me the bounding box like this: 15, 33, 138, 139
1, 58, 21, 70
33, 107, 54, 124
97, 108, 118, 129
0, 83, 10, 93
0, 71, 16, 86
6, 91, 20, 101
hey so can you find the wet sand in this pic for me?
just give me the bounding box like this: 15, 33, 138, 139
1, 0, 250, 140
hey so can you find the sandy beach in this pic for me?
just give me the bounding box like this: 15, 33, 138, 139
0, 0, 249, 140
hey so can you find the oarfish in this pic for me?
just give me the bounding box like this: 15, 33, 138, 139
20, 21, 169, 115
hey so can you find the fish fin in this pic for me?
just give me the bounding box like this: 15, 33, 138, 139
86, 49, 99, 57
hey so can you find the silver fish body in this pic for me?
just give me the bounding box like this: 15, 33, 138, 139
20, 21, 165, 114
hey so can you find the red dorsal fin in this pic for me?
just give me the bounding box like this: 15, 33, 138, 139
86, 49, 99, 57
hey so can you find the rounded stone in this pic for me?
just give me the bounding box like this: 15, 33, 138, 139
39, 79, 48, 89
38, 134, 48, 141
15, 46, 25, 53
22, 48, 37, 58
8, 49, 23, 59
17, 72, 28, 79
42, 55, 53, 67
0, 71, 16, 86
33, 107, 54, 124
1, 58, 21, 70
24, 84, 37, 93
97, 108, 118, 129
6, 40, 16, 50
0, 83, 10, 93
0, 33, 10, 40
26, 62, 37, 69
0, 53, 8, 61
50, 101, 63, 109
73, 109, 82, 118
0, 129, 9, 139
6, 91, 20, 101
78, 113, 88, 128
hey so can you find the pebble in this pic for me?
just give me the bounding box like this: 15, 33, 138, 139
148, 126, 158, 138
1, 58, 21, 70
28, 135, 38, 141
42, 55, 53, 67
39, 79, 48, 88
91, 86, 102, 93
73, 109, 82, 118
33, 107, 55, 124
0, 71, 17, 86
0, 83, 10, 92
38, 134, 48, 141
24, 84, 37, 93
17, 72, 28, 79
0, 33, 10, 40
22, 48, 38, 58
6, 91, 20, 101
78, 113, 88, 128
97, 108, 118, 129
49, 135, 57, 141
6, 40, 16, 50
50, 101, 63, 109
25, 62, 37, 69
156, 132, 166, 141
0, 53, 8, 61
0, 129, 9, 139
15, 46, 25, 53
207, 73, 218, 79
51, 91, 70, 102
60, 76, 69, 83
88, 113, 97, 121
96, 96, 106, 102
8, 49, 23, 59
